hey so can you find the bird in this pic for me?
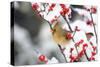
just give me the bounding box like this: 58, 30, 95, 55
51, 20, 73, 47
68, 7, 84, 22
50, 20, 73, 62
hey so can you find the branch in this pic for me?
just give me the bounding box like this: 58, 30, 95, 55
62, 15, 79, 54
62, 15, 90, 61
58, 45, 67, 62
84, 50, 90, 61
63, 16, 73, 32
90, 13, 98, 44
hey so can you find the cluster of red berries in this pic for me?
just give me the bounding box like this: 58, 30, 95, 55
60, 4, 70, 16
69, 48, 76, 62
48, 4, 56, 11
89, 51, 96, 61
32, 3, 39, 10
89, 42, 96, 61
75, 39, 84, 47
83, 43, 88, 50
70, 43, 88, 62
90, 6, 97, 14
92, 46, 97, 51
70, 39, 88, 61
86, 6, 97, 14
70, 54, 76, 62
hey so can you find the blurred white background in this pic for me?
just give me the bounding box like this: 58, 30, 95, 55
0, 0, 100, 67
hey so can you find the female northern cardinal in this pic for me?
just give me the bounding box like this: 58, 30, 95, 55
51, 20, 73, 47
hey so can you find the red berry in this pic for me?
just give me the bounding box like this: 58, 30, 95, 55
38, 55, 46, 62
78, 50, 84, 57
86, 20, 93, 26
60, 4, 66, 9
83, 43, 88, 47
92, 57, 95, 60
75, 39, 84, 47
91, 6, 97, 14
90, 41, 93, 45
60, 5, 70, 16
60, 11, 64, 16
70, 55, 76, 62
66, 32, 73, 40
92, 51, 96, 56
51, 4, 56, 8
83, 43, 88, 50
48, 3, 56, 11
48, 8, 53, 11
79, 39, 84, 44
32, 3, 39, 10
89, 56, 95, 61
92, 46, 96, 51
64, 8, 69, 15
64, 8, 69, 13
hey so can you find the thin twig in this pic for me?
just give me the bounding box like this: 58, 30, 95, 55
90, 13, 98, 44
58, 45, 67, 62
42, 3, 46, 12
84, 50, 90, 61
63, 16, 73, 32
72, 30, 76, 38
46, 11, 50, 15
